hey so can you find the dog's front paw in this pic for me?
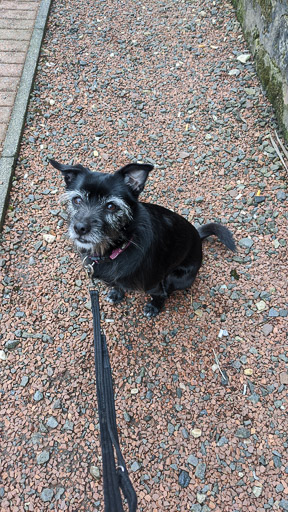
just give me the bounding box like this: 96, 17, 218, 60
106, 288, 125, 304
143, 302, 160, 318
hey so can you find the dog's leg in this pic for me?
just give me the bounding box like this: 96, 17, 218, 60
165, 263, 201, 294
106, 287, 125, 304
144, 282, 167, 317
144, 263, 201, 317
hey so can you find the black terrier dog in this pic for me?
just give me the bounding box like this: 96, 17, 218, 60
50, 159, 236, 317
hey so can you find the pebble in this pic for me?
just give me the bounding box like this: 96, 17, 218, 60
37, 450, 50, 465
46, 416, 59, 428
279, 499, 288, 511
5, 340, 20, 350
40, 488, 54, 502
187, 455, 199, 466
195, 462, 206, 480
55, 487, 65, 500
235, 427, 251, 439
0, 350, 7, 360
256, 300, 266, 311
131, 461, 141, 472
252, 485, 262, 497
33, 391, 44, 401
237, 53, 251, 63
239, 237, 253, 249
191, 428, 202, 438
43, 234, 56, 243
178, 151, 190, 159
228, 68, 240, 76
178, 469, 190, 488
90, 465, 101, 480
63, 420, 74, 431
269, 308, 279, 317
197, 492, 206, 504
262, 324, 273, 335
280, 372, 288, 385
20, 376, 29, 387
276, 190, 286, 201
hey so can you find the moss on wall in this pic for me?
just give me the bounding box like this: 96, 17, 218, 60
231, 0, 288, 141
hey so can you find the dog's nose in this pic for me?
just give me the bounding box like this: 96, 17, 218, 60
74, 221, 91, 236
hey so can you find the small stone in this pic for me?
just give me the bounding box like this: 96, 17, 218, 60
191, 428, 202, 438
63, 420, 74, 431
33, 390, 43, 402
228, 68, 240, 76
269, 308, 279, 317
279, 499, 288, 511
90, 466, 101, 480
123, 411, 131, 422
195, 462, 206, 480
20, 376, 29, 387
37, 450, 50, 465
47, 416, 58, 428
280, 372, 288, 385
131, 461, 141, 472
256, 300, 266, 311
237, 53, 251, 63
235, 427, 251, 439
254, 195, 266, 204
244, 87, 256, 96
239, 237, 253, 249
179, 151, 190, 159
40, 488, 54, 502
244, 368, 253, 376
0, 350, 7, 360
252, 485, 262, 497
52, 399, 62, 409
43, 234, 56, 243
5, 340, 20, 350
179, 469, 190, 488
276, 190, 286, 201
187, 454, 199, 466
217, 436, 229, 447
197, 492, 206, 504
273, 454, 282, 468
262, 324, 273, 336
55, 487, 65, 500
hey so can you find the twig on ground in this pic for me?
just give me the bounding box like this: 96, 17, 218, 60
269, 132, 288, 173
212, 348, 226, 381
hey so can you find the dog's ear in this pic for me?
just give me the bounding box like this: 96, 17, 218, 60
49, 159, 88, 188
117, 163, 154, 196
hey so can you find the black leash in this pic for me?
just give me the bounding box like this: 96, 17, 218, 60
89, 286, 137, 512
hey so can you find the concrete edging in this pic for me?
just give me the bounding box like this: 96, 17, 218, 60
0, 0, 53, 230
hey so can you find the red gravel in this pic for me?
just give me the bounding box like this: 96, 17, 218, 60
1, 0, 287, 511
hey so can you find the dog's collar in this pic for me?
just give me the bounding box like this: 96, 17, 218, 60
88, 239, 132, 264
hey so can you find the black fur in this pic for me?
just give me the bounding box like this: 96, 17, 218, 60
50, 159, 236, 317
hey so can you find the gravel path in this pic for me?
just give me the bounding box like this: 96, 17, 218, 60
1, 0, 287, 511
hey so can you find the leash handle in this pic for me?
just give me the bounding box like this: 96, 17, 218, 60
90, 289, 137, 512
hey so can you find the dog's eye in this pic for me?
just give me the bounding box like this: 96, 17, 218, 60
72, 196, 82, 206
106, 202, 117, 212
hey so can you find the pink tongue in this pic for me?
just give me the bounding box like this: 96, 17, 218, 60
110, 247, 123, 260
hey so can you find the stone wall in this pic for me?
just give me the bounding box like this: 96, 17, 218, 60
231, 0, 288, 141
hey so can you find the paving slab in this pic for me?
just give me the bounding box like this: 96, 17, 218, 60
0, 0, 52, 228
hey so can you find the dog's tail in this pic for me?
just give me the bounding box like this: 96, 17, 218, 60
197, 222, 236, 252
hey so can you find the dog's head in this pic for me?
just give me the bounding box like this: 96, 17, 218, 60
49, 159, 153, 254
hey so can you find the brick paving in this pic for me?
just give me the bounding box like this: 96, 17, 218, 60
0, 0, 40, 153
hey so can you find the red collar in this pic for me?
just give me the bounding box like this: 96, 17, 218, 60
90, 239, 132, 263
